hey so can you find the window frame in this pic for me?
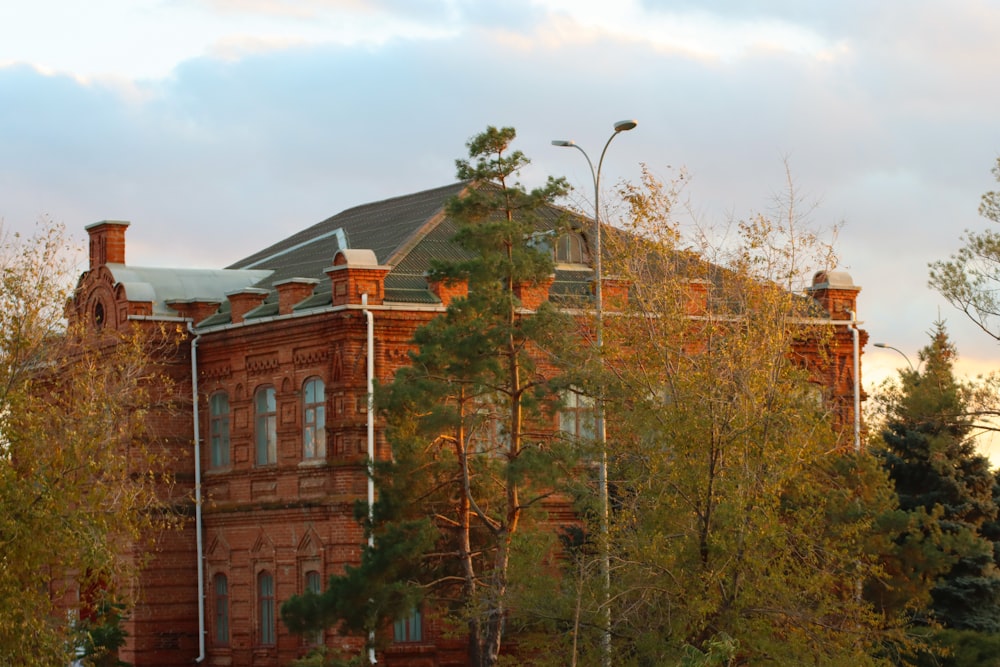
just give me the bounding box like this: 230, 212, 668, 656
255, 386, 277, 466
555, 232, 587, 265
258, 570, 276, 646
393, 606, 422, 644
213, 573, 229, 647
209, 391, 231, 468
302, 377, 326, 460
559, 388, 596, 441
304, 569, 323, 645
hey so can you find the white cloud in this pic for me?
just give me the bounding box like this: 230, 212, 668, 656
3, 0, 1000, 405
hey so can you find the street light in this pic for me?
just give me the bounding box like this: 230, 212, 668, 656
551, 119, 637, 667
874, 342, 916, 373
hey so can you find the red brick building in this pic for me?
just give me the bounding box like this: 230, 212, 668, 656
68, 182, 867, 666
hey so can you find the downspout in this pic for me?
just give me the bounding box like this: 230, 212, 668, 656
187, 322, 206, 663
361, 294, 377, 666
847, 310, 861, 452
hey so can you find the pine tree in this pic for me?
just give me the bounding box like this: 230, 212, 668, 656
282, 127, 579, 667
877, 321, 1000, 632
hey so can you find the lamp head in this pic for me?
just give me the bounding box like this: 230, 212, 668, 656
551, 139, 575, 147
873, 343, 888, 349
614, 119, 638, 132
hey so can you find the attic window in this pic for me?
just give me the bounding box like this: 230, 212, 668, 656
94, 301, 105, 329
555, 233, 586, 265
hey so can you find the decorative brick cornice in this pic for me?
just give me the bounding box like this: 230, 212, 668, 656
246, 353, 280, 375
293, 347, 331, 367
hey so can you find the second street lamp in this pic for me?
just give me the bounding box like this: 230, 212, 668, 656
874, 342, 916, 373
551, 119, 637, 667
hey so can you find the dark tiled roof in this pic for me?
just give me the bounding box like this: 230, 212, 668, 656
227, 182, 469, 285
195, 181, 598, 326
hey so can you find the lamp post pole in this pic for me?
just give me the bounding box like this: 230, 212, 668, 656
874, 342, 916, 373
552, 120, 637, 667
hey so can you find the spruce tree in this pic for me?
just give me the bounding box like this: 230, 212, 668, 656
878, 322, 1000, 631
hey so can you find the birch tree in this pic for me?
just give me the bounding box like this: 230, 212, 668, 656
0, 220, 174, 666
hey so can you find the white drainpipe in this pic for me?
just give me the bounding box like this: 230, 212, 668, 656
187, 322, 206, 663
361, 294, 377, 665
847, 310, 861, 451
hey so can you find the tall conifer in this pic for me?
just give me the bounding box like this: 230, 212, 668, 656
878, 322, 1000, 631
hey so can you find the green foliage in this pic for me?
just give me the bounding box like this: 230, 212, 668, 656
930, 157, 1000, 342
0, 221, 176, 665
910, 627, 1000, 667
283, 127, 579, 667
678, 634, 739, 667
554, 168, 910, 665
288, 645, 376, 667
280, 509, 435, 642
75, 601, 131, 667
873, 322, 1000, 632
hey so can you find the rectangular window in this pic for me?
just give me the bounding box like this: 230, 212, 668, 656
214, 574, 229, 646
469, 395, 508, 456
209, 392, 230, 468
305, 570, 322, 594
393, 607, 422, 643
305, 570, 323, 645
255, 387, 277, 465
259, 571, 275, 646
559, 389, 595, 441
303, 378, 326, 459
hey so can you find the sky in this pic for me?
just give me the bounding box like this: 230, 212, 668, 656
3, 0, 1000, 450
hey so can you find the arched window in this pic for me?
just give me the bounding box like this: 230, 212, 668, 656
209, 392, 230, 468
258, 570, 276, 646
213, 573, 229, 646
255, 386, 277, 466
302, 378, 326, 460
555, 233, 586, 264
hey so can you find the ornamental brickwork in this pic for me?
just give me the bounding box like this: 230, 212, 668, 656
67, 185, 866, 666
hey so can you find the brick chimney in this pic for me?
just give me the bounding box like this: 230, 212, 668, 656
513, 275, 555, 311
85, 220, 129, 268
166, 299, 222, 324
685, 279, 710, 316
274, 278, 319, 315
600, 277, 632, 312
427, 275, 469, 307
327, 250, 391, 307
226, 288, 270, 325
807, 271, 860, 320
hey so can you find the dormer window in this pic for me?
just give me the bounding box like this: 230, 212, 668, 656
555, 233, 586, 265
